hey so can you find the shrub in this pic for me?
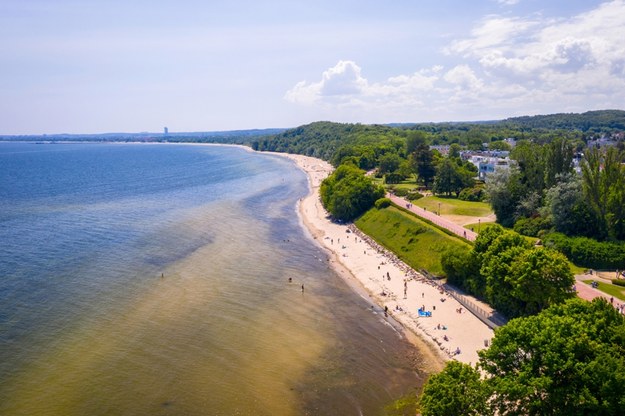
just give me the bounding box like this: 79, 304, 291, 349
384, 172, 404, 184
458, 186, 485, 202
406, 190, 424, 201
393, 188, 409, 197
612, 279, 625, 287
513, 216, 552, 237
543, 233, 625, 269
375, 197, 392, 209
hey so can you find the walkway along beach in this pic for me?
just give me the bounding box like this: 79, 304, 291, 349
274, 153, 495, 367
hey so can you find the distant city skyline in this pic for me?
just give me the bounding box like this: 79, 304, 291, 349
1, 0, 624, 135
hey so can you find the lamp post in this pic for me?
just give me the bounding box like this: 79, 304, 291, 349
438, 202, 441, 216
478, 218, 481, 233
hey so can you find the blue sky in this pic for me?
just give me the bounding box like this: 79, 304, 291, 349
1, 0, 623, 134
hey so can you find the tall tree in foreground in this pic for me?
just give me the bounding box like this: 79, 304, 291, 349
420, 299, 625, 416
481, 299, 625, 415
419, 361, 486, 416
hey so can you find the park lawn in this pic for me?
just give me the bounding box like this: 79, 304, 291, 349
582, 279, 625, 302
412, 195, 492, 217
569, 263, 587, 275
384, 176, 420, 191
464, 221, 496, 233
355, 205, 471, 276
391, 182, 419, 191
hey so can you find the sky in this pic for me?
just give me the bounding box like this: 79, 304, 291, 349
1, 0, 624, 134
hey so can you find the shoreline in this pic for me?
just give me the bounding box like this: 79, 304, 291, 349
272, 152, 494, 369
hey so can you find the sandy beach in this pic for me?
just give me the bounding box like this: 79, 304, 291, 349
274, 152, 494, 368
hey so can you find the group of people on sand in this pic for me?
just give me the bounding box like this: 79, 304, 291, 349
318, 223, 472, 360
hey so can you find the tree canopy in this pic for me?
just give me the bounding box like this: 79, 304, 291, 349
420, 298, 625, 416
319, 163, 385, 221
442, 224, 575, 318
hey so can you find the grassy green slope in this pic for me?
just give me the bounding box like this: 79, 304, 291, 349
355, 206, 471, 276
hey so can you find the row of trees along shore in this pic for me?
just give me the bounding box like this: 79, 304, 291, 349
253, 110, 625, 415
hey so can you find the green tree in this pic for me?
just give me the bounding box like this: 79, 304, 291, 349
442, 246, 485, 297
410, 143, 437, 188
432, 158, 474, 196
482, 243, 529, 317
405, 130, 428, 155
507, 247, 575, 315
420, 361, 488, 416
480, 230, 573, 317
377, 152, 402, 175
581, 147, 625, 240
511, 140, 545, 194
473, 224, 506, 254
485, 167, 524, 228
489, 140, 511, 151
421, 299, 625, 416
544, 137, 574, 188
320, 164, 384, 221
448, 143, 462, 158
545, 173, 600, 237
480, 299, 625, 415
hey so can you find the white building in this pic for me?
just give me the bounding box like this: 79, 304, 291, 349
467, 155, 512, 181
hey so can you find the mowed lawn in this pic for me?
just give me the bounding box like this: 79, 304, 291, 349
355, 205, 471, 276
412, 195, 492, 217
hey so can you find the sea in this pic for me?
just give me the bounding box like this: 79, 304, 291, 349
0, 142, 426, 416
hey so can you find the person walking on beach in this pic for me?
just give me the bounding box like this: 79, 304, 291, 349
301, 284, 305, 293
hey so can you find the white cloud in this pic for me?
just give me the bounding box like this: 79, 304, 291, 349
446, 16, 540, 57
449, 0, 625, 81
285, 1, 625, 123
496, 0, 520, 5
443, 65, 483, 90
285, 61, 442, 107
284, 60, 368, 104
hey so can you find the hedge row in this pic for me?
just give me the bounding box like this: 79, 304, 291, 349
543, 232, 625, 270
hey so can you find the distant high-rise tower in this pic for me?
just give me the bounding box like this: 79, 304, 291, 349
164, 127, 169, 135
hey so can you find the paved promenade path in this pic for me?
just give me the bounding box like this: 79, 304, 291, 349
574, 278, 610, 302
388, 194, 477, 242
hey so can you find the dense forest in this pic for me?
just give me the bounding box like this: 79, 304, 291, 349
252, 121, 405, 161
253, 109, 625, 158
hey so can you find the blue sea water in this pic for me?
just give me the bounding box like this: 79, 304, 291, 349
0, 142, 424, 415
